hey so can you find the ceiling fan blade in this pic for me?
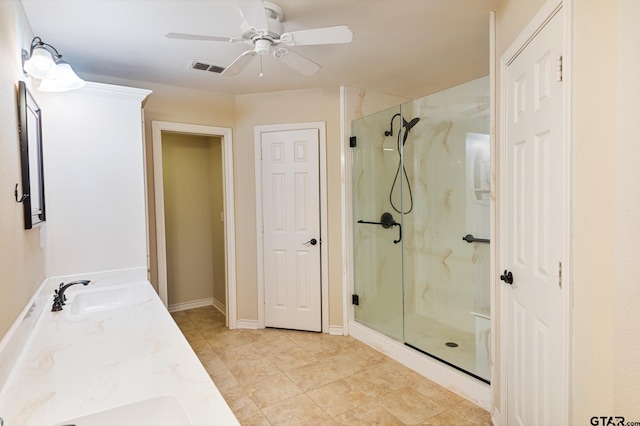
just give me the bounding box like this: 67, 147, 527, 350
277, 49, 321, 76
221, 50, 257, 77
280, 25, 353, 46
164, 32, 242, 43
236, 0, 268, 31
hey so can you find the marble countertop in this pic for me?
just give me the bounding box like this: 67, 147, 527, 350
0, 279, 239, 425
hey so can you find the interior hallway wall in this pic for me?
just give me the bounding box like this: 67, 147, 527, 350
234, 87, 343, 326
0, 0, 44, 339
613, 0, 640, 415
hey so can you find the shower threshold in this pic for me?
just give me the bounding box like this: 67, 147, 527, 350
404, 342, 490, 385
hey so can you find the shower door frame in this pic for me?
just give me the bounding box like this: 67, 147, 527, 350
343, 88, 493, 409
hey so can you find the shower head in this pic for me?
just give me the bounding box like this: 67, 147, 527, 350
384, 114, 420, 137
401, 117, 420, 144
403, 117, 420, 132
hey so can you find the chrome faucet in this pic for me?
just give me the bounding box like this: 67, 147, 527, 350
51, 280, 90, 312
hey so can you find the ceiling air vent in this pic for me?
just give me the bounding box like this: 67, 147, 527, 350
188, 60, 225, 74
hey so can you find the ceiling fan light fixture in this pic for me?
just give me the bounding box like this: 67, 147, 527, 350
166, 0, 353, 78
255, 39, 271, 55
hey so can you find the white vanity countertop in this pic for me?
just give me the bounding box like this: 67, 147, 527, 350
0, 280, 239, 425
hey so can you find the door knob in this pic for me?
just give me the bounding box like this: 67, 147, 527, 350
304, 238, 318, 246
500, 270, 514, 285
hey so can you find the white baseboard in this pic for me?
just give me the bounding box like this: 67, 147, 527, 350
328, 326, 344, 335
491, 407, 501, 425
236, 319, 259, 330
168, 298, 213, 313
348, 320, 491, 411
212, 298, 226, 316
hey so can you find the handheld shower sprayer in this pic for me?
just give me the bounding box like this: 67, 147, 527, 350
384, 113, 421, 215
384, 113, 400, 136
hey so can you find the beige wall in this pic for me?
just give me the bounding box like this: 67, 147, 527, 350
161, 132, 224, 306
210, 137, 226, 307
234, 87, 343, 325
614, 1, 640, 415
572, 1, 616, 421
0, 0, 44, 338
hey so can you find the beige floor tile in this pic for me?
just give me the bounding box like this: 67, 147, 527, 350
175, 307, 490, 425
285, 354, 358, 392
283, 331, 357, 357
187, 337, 213, 356
235, 408, 272, 426
200, 353, 241, 394
228, 356, 280, 386
219, 383, 261, 421
412, 379, 463, 409
306, 378, 371, 417
242, 371, 303, 409
442, 399, 492, 425
261, 394, 330, 425
263, 343, 318, 371
334, 401, 404, 426
377, 386, 451, 425
207, 329, 261, 352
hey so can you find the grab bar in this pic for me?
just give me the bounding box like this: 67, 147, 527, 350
357, 220, 402, 244
462, 234, 490, 244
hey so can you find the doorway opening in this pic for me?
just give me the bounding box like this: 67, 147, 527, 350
152, 121, 237, 329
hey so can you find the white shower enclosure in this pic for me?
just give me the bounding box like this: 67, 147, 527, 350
351, 76, 491, 383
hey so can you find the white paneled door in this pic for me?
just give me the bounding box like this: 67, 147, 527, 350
502, 6, 566, 425
261, 128, 322, 332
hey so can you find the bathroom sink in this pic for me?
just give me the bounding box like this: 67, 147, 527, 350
68, 282, 152, 315
55, 395, 191, 425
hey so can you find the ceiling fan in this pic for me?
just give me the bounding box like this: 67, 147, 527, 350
165, 0, 353, 77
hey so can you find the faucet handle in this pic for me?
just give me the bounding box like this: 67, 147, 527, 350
52, 291, 63, 312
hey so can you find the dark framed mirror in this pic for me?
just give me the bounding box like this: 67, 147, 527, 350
17, 80, 46, 229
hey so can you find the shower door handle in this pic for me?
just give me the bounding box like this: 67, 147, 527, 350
462, 234, 490, 244
357, 220, 402, 244
393, 222, 402, 244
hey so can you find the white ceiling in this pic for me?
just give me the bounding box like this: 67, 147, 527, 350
21, 0, 497, 99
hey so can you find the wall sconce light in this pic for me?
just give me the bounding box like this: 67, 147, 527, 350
22, 36, 85, 92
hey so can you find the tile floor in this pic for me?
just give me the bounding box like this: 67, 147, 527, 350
171, 306, 492, 425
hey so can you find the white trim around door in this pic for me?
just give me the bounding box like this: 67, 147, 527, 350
152, 121, 238, 329
254, 122, 329, 333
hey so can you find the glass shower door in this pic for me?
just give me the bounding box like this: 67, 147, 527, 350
402, 77, 491, 383
351, 77, 491, 384
352, 105, 404, 341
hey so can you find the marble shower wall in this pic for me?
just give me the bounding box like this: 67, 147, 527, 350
404, 76, 490, 333
352, 77, 490, 337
